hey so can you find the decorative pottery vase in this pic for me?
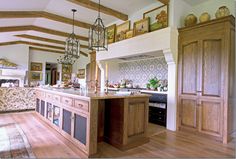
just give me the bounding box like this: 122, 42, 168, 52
215, 6, 230, 18
184, 14, 197, 27
199, 12, 211, 23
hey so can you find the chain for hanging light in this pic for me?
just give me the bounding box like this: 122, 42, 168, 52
88, 0, 108, 51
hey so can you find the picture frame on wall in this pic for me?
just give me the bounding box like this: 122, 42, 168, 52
125, 30, 133, 39
133, 17, 150, 36
143, 4, 168, 32
106, 24, 116, 44
116, 21, 130, 42
31, 62, 43, 71
30, 71, 42, 81
77, 69, 85, 79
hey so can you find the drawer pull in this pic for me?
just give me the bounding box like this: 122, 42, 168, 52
78, 104, 83, 107
65, 100, 69, 103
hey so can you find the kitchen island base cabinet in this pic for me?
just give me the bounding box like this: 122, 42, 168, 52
102, 98, 149, 150
35, 88, 150, 156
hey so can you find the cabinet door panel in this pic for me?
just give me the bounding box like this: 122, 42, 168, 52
46, 102, 53, 121
74, 113, 87, 145
62, 109, 72, 135
181, 42, 198, 95
40, 100, 45, 117
53, 105, 60, 127
199, 101, 222, 137
128, 103, 145, 137
36, 98, 40, 113
179, 99, 198, 129
202, 40, 222, 97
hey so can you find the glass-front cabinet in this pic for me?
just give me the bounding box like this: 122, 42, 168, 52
53, 105, 60, 127
46, 102, 53, 122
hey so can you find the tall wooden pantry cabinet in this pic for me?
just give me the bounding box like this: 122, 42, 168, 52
177, 15, 235, 143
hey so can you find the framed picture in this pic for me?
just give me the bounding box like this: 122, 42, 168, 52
62, 73, 71, 82
133, 17, 150, 36
106, 24, 116, 44
126, 30, 133, 39
77, 69, 85, 79
116, 21, 130, 42
30, 71, 42, 81
31, 62, 42, 71
143, 5, 168, 32
62, 64, 72, 73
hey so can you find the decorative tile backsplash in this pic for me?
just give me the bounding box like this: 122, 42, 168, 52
114, 57, 168, 88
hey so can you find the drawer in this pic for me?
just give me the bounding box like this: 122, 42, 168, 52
74, 99, 89, 112
61, 97, 73, 106
46, 93, 53, 99
36, 91, 45, 98
53, 95, 61, 103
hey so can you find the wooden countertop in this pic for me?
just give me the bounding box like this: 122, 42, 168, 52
36, 87, 151, 100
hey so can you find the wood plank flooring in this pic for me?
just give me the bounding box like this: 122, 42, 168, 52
0, 111, 235, 158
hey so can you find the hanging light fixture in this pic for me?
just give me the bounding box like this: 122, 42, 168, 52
88, 0, 107, 51
57, 9, 80, 65
57, 54, 76, 65
65, 9, 80, 59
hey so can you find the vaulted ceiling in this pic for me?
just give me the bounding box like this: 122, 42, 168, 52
0, 0, 159, 56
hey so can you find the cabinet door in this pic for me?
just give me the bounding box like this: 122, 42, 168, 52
46, 102, 53, 121
74, 113, 87, 145
40, 100, 45, 117
62, 109, 72, 135
201, 39, 224, 98
36, 98, 40, 113
178, 41, 199, 130
198, 38, 224, 137
179, 98, 198, 130
53, 105, 60, 127
199, 100, 223, 137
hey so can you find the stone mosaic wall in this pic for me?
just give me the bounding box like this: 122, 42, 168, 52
0, 88, 36, 112
117, 57, 168, 88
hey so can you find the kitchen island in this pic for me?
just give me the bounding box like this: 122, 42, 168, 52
35, 87, 150, 156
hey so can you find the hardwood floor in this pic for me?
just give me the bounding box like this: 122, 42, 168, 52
0, 111, 235, 158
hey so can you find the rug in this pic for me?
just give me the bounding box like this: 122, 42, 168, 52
0, 123, 35, 158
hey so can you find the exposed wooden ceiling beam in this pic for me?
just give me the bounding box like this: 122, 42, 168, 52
15, 34, 88, 48
0, 11, 91, 29
0, 25, 88, 41
157, 0, 169, 4
67, 0, 128, 21
0, 41, 88, 57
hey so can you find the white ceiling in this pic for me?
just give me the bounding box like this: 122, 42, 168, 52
0, 0, 157, 53
183, 0, 206, 6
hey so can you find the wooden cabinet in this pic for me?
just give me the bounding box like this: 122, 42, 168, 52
35, 91, 90, 155
62, 109, 72, 135
178, 16, 235, 143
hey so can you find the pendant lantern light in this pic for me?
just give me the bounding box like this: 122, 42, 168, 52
88, 0, 108, 51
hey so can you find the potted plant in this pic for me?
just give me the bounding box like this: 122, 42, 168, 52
148, 77, 159, 90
